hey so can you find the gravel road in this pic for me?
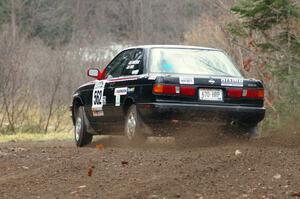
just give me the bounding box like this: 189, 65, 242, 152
0, 130, 299, 199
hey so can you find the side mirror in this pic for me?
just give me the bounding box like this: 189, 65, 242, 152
87, 68, 101, 79
87, 67, 107, 80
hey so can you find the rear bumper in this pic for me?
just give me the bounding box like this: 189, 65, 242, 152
137, 102, 265, 125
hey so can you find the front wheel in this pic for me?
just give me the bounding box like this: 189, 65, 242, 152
74, 106, 93, 147
124, 104, 146, 143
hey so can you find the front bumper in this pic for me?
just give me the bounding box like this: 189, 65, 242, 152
137, 102, 265, 125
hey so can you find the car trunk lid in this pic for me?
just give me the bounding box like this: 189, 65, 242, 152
153, 75, 264, 107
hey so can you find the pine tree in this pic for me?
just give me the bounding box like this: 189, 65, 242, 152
229, 0, 300, 128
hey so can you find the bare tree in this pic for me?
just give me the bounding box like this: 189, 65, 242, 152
44, 51, 66, 133
0, 0, 253, 134
0, 25, 30, 133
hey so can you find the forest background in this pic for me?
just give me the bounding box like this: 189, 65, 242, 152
0, 0, 299, 136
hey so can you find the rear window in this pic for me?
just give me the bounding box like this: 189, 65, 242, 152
149, 48, 242, 77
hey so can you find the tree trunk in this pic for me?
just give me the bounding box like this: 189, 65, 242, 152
11, 0, 16, 45
44, 84, 59, 133
140, 0, 144, 42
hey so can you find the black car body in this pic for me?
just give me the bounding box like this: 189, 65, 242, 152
71, 45, 265, 146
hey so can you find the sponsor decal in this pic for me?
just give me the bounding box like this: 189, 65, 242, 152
221, 78, 243, 87
127, 87, 135, 93
92, 80, 106, 116
128, 60, 140, 65
115, 95, 121, 106
102, 96, 106, 105
126, 65, 135, 69
114, 87, 128, 96
107, 77, 138, 83
92, 110, 104, 117
148, 76, 156, 80
107, 74, 147, 83
179, 77, 194, 85
247, 83, 257, 87
131, 69, 139, 75
114, 87, 128, 106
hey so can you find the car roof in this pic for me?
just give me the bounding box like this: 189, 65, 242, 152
123, 45, 220, 51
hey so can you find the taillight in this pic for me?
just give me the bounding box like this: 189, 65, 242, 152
153, 84, 164, 93
245, 88, 264, 99
164, 85, 179, 94
227, 88, 242, 98
153, 84, 178, 94
153, 84, 195, 96
180, 86, 196, 96
227, 88, 264, 99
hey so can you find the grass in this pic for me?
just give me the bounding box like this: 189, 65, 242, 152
0, 131, 73, 143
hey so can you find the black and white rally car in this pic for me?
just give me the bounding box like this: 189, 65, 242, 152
70, 45, 265, 146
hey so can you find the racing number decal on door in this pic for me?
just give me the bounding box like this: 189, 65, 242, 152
92, 80, 106, 116
93, 90, 102, 105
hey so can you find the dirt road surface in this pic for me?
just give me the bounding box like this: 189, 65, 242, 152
0, 130, 299, 199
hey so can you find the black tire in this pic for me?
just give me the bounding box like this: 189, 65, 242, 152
74, 106, 93, 147
124, 104, 146, 143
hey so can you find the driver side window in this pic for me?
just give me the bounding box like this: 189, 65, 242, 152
105, 50, 134, 78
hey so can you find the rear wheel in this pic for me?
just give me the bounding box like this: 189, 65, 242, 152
74, 106, 93, 147
124, 104, 146, 143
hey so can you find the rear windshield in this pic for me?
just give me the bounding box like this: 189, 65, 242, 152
149, 48, 242, 77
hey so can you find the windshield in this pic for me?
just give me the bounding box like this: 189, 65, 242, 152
149, 48, 242, 77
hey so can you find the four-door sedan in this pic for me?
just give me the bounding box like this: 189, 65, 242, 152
71, 45, 265, 146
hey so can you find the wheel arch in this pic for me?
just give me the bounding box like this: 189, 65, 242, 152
123, 97, 135, 115
71, 95, 84, 125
